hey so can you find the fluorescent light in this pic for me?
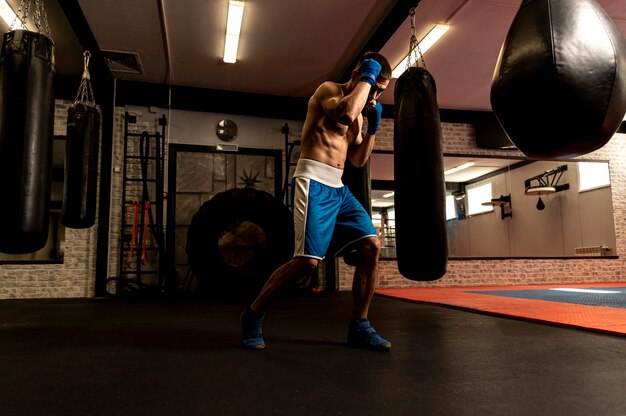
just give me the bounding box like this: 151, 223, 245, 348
444, 161, 474, 176
223, 0, 245, 64
0, 0, 16, 27
383, 191, 395, 198
392, 23, 449, 78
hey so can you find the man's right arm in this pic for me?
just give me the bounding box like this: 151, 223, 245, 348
320, 59, 382, 126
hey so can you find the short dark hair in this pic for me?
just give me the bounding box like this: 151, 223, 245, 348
356, 51, 392, 81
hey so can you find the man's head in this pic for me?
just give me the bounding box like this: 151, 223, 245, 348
355, 51, 392, 81
353, 51, 391, 109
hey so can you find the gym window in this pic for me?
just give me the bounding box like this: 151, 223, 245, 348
578, 161, 610, 192
466, 182, 493, 216
446, 194, 457, 220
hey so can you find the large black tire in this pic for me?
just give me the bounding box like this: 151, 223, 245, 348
186, 188, 294, 298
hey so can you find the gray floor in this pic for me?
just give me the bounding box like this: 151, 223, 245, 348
1, 291, 625, 416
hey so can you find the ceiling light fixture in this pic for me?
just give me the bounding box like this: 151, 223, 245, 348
444, 161, 474, 176
392, 23, 449, 78
383, 191, 395, 198
223, 0, 245, 64
0, 0, 17, 27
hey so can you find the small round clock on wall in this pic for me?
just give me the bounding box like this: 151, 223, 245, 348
216, 119, 238, 142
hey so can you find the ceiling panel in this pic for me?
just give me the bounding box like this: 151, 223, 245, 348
3, 0, 624, 114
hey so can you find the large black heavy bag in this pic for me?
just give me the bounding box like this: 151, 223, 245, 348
0, 30, 55, 253
342, 159, 371, 215
62, 103, 101, 228
393, 67, 447, 281
491, 0, 626, 160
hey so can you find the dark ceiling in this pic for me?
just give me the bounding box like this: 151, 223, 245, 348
2, 0, 625, 116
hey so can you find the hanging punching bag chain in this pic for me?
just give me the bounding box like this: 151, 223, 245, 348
75, 51, 96, 106
10, 0, 52, 38
32, 0, 51, 38
405, 7, 426, 74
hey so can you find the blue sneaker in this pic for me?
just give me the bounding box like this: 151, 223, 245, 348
347, 318, 391, 351
240, 306, 266, 349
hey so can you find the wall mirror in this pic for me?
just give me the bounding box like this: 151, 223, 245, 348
370, 151, 617, 259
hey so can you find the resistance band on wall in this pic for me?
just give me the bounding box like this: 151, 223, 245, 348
125, 201, 150, 269
131, 130, 166, 287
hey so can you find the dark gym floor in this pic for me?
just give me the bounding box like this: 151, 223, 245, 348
1, 291, 625, 416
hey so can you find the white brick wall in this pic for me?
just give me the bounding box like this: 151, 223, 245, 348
1, 107, 625, 298
338, 120, 626, 290
0, 100, 99, 298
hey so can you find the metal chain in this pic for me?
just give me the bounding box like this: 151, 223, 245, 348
75, 51, 97, 106
10, 0, 52, 38
405, 7, 426, 72
33, 0, 51, 37
11, 0, 28, 30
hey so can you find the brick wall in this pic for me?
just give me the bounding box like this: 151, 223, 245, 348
337, 119, 626, 290
0, 100, 100, 298
1, 107, 625, 298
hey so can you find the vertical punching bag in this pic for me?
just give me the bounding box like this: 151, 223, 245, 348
62, 52, 101, 229
393, 67, 447, 281
62, 103, 100, 228
491, 0, 626, 160
336, 159, 371, 265
0, 30, 55, 253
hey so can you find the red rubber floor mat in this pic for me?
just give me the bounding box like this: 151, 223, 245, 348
376, 282, 626, 337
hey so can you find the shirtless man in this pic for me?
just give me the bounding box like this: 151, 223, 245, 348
241, 51, 392, 351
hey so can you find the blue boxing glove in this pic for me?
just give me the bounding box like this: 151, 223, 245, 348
366, 101, 382, 135
357, 58, 382, 87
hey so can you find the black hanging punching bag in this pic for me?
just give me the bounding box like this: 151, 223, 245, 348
491, 0, 626, 160
342, 159, 371, 214
0, 30, 55, 253
62, 103, 101, 228
394, 67, 447, 281
336, 159, 371, 265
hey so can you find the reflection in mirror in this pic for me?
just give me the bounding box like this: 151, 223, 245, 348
370, 152, 617, 259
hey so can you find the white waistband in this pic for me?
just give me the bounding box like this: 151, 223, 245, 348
293, 159, 344, 188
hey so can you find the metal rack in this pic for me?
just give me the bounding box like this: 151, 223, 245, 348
281, 123, 301, 211
113, 112, 167, 295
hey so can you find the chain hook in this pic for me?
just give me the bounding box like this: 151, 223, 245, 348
82, 51, 91, 80
405, 6, 426, 73
75, 50, 96, 106
10, 0, 52, 38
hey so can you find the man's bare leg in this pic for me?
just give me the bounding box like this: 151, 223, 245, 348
347, 237, 391, 351
241, 257, 317, 349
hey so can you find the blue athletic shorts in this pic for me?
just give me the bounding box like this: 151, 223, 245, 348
291, 159, 376, 260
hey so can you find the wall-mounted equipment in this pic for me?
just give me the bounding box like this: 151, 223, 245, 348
524, 165, 569, 210
481, 194, 512, 219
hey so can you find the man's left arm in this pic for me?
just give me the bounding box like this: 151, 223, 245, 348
348, 101, 382, 167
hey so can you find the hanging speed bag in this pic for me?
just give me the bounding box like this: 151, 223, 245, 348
62, 103, 101, 228
0, 30, 55, 254
393, 67, 447, 281
491, 0, 626, 160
